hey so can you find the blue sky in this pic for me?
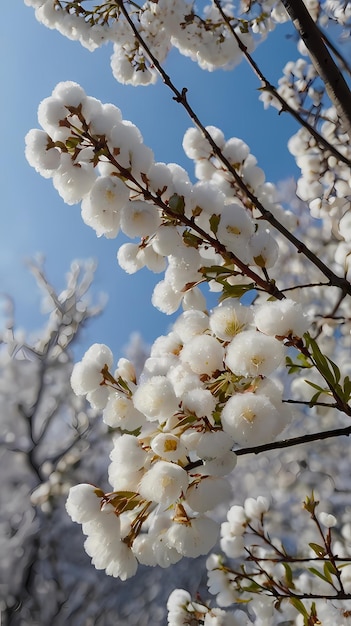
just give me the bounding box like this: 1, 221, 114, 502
1, 2, 299, 359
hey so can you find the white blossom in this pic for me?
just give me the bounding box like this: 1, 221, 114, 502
70, 343, 113, 408
319, 512, 337, 528
151, 433, 187, 463
221, 392, 284, 446
180, 335, 224, 375
138, 461, 189, 506
254, 299, 309, 337
103, 392, 145, 430
133, 375, 179, 421
244, 496, 270, 520
210, 301, 253, 341
225, 331, 284, 377
66, 484, 102, 524
166, 516, 219, 557
80, 176, 129, 238
182, 388, 217, 420
120, 201, 161, 238
186, 477, 232, 513
25, 129, 61, 177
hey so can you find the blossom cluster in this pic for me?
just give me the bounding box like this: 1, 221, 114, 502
167, 588, 250, 626
258, 47, 351, 287
24, 80, 317, 583
25, 0, 350, 90
198, 497, 351, 625
287, 112, 351, 283
322, 0, 351, 26
65, 295, 310, 579
24, 0, 288, 86
259, 57, 322, 113
26, 81, 295, 316
258, 45, 351, 290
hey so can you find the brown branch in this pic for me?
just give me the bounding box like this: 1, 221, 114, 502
281, 282, 330, 292
184, 424, 351, 472
280, 0, 351, 135
235, 424, 351, 456
248, 555, 351, 563
282, 398, 337, 408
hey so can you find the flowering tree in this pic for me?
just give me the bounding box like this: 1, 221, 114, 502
1, 264, 199, 626
0, 261, 108, 623
22, 1, 351, 624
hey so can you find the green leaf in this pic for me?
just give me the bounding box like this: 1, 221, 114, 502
309, 390, 323, 406
168, 193, 185, 216
286, 356, 298, 375
282, 562, 295, 589
304, 380, 326, 392
240, 580, 262, 593
182, 230, 203, 249
201, 265, 234, 277
286, 352, 313, 375
310, 603, 319, 622
308, 542, 326, 557
304, 379, 332, 405
323, 562, 334, 584
304, 493, 319, 514
209, 213, 221, 235
116, 376, 131, 394
65, 136, 81, 150
324, 560, 338, 577
290, 598, 309, 618
297, 353, 313, 368
326, 356, 341, 384
309, 566, 331, 585
219, 283, 255, 301
304, 333, 343, 389
342, 375, 351, 401
53, 140, 67, 151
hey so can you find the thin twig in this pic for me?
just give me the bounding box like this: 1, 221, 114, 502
321, 27, 351, 78
281, 282, 330, 292
235, 424, 351, 456
247, 555, 351, 563
282, 399, 337, 408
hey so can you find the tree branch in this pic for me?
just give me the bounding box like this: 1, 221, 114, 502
280, 0, 351, 135
235, 424, 351, 456
321, 26, 351, 78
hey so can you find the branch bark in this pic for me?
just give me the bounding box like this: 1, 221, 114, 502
280, 0, 351, 135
